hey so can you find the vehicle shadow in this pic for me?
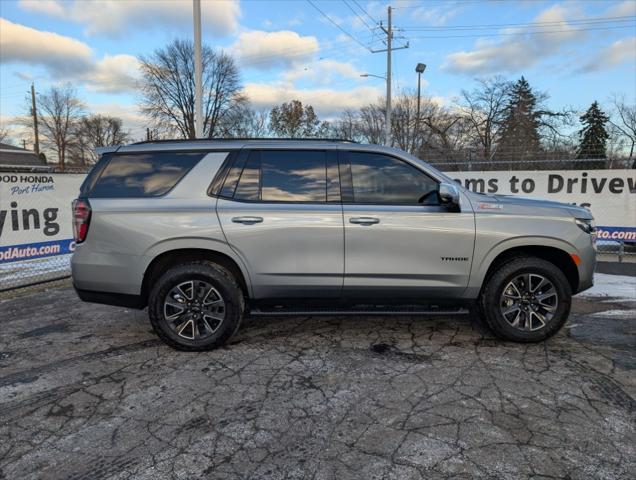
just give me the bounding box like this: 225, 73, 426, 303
230, 311, 498, 350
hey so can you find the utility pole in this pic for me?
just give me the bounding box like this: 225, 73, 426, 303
30, 83, 40, 154
373, 6, 408, 147
193, 0, 203, 139
385, 6, 392, 147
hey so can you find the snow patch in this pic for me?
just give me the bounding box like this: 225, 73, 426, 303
589, 309, 636, 319
577, 273, 636, 302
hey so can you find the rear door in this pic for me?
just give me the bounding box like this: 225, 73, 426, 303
216, 148, 344, 299
340, 150, 475, 300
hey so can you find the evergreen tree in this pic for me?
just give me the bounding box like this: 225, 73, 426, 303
494, 76, 542, 165
576, 101, 609, 168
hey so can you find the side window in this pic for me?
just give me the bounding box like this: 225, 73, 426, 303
348, 152, 438, 205
88, 152, 204, 198
234, 151, 260, 201
234, 150, 328, 202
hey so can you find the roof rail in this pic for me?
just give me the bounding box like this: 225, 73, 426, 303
131, 137, 358, 145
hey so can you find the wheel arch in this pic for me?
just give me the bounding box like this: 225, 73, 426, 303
141, 247, 251, 308
479, 244, 579, 294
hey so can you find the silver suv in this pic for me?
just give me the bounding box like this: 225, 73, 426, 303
71, 139, 596, 350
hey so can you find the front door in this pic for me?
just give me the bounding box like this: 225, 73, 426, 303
340, 150, 475, 300
217, 149, 344, 299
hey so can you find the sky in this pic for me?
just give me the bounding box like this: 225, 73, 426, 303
1, 0, 635, 141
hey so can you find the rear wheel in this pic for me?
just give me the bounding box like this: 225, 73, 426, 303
148, 261, 244, 351
479, 257, 572, 342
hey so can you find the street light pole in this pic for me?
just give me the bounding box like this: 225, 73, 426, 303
415, 63, 426, 137
360, 73, 386, 81
193, 0, 203, 139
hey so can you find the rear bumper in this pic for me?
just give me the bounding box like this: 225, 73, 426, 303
74, 285, 145, 309
71, 246, 143, 296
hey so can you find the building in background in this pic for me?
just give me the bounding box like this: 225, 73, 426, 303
0, 143, 50, 172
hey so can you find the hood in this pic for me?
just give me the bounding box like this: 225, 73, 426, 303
467, 192, 594, 220
496, 195, 593, 219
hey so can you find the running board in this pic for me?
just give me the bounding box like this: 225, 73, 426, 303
249, 305, 470, 316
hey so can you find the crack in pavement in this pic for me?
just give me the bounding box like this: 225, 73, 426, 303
0, 288, 634, 480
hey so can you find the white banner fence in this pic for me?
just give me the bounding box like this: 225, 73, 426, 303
1, 169, 634, 291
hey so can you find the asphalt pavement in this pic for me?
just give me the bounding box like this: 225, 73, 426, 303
0, 283, 634, 479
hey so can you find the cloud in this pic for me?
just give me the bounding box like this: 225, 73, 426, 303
18, 0, 240, 37
231, 30, 319, 69
243, 83, 382, 117
603, 0, 636, 17
283, 60, 363, 85
579, 37, 636, 73
0, 19, 139, 93
407, 3, 461, 26
0, 18, 92, 75
15, 71, 34, 81
84, 55, 140, 93
441, 4, 586, 74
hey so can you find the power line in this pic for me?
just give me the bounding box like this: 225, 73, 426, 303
351, 0, 379, 26
401, 15, 636, 31
407, 24, 635, 39
306, 0, 372, 52
342, 0, 375, 35
392, 0, 614, 8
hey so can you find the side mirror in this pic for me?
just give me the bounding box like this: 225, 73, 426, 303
438, 183, 460, 206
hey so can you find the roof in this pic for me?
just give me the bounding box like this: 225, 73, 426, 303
0, 142, 28, 151
0, 143, 47, 168
114, 138, 408, 157
131, 137, 356, 145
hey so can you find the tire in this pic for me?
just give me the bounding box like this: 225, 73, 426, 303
478, 256, 572, 342
148, 261, 245, 351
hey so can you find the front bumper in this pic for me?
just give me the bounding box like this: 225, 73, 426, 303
574, 236, 596, 294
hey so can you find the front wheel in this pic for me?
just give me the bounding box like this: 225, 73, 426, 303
478, 257, 572, 342
148, 261, 244, 351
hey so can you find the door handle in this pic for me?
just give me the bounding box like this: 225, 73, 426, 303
349, 216, 380, 225
232, 216, 263, 225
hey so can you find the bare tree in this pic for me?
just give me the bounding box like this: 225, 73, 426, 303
391, 92, 421, 154
460, 76, 511, 160
72, 115, 130, 165
358, 103, 385, 145
219, 105, 270, 138
269, 100, 329, 138
609, 94, 636, 166
331, 109, 364, 142
36, 85, 84, 170
139, 39, 246, 139
0, 126, 11, 144
419, 101, 471, 167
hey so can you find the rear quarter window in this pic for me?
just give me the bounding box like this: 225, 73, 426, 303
86, 151, 205, 198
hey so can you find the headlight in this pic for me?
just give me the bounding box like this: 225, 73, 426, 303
575, 218, 596, 235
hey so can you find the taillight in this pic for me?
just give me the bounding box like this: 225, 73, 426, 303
72, 198, 91, 243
